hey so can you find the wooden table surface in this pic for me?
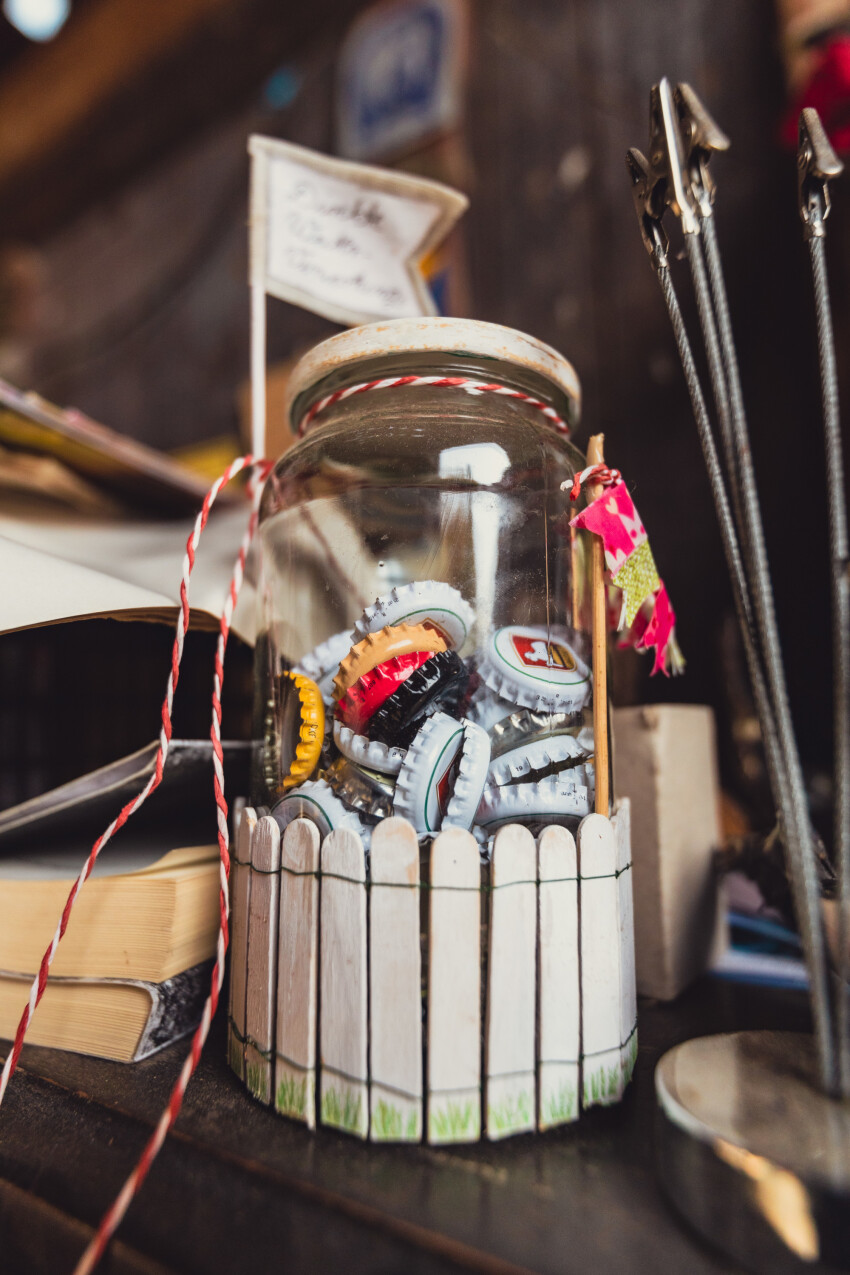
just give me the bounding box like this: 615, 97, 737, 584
0, 976, 810, 1275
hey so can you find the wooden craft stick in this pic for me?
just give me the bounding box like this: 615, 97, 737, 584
537, 824, 580, 1128
228, 806, 257, 1081
275, 818, 320, 1127
245, 815, 281, 1104
586, 433, 610, 816
427, 826, 481, 1144
578, 813, 623, 1109
485, 824, 537, 1140
369, 817, 422, 1142
570, 521, 580, 631
613, 799, 638, 1087
319, 827, 369, 1138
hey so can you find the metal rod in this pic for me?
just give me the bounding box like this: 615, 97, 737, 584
657, 261, 837, 1092
682, 232, 748, 555
698, 216, 836, 1089
809, 231, 850, 1092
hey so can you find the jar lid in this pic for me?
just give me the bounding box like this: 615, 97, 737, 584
285, 317, 581, 432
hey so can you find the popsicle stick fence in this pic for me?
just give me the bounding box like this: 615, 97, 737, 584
228, 800, 636, 1142
227, 805, 256, 1082
245, 816, 280, 1104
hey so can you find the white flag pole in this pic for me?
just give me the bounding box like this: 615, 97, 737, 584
250, 283, 267, 461
248, 139, 269, 460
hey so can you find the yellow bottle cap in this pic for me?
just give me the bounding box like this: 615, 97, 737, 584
277, 670, 325, 792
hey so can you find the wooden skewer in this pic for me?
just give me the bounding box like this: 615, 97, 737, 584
586, 433, 610, 816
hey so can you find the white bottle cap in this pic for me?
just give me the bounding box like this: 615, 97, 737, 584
443, 719, 492, 831
477, 625, 591, 712
465, 683, 524, 732
271, 778, 366, 841
393, 711, 465, 835
333, 720, 407, 776
292, 630, 353, 706
476, 774, 592, 830
488, 707, 584, 756
352, 581, 476, 651
487, 733, 589, 787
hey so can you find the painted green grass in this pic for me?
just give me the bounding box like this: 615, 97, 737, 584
321, 1085, 363, 1133
246, 1057, 269, 1102
583, 1063, 621, 1107
227, 1031, 244, 1079
371, 1099, 420, 1141
428, 1099, 479, 1142
622, 1030, 638, 1084
488, 1088, 534, 1135
276, 1072, 309, 1120
541, 1082, 577, 1126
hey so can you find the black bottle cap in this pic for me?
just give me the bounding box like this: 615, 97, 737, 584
367, 649, 469, 748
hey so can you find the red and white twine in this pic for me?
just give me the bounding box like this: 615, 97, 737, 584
0, 454, 271, 1275
0, 435, 604, 1270
564, 463, 622, 502
297, 374, 572, 436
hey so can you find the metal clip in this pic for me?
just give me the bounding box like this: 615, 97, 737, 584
798, 107, 843, 240
648, 76, 701, 235
626, 147, 669, 269
673, 82, 730, 219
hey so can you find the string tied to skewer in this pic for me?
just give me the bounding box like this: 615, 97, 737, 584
566, 464, 623, 501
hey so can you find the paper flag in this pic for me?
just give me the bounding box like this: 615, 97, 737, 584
248, 136, 468, 328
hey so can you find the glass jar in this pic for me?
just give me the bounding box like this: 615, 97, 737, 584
253, 318, 607, 844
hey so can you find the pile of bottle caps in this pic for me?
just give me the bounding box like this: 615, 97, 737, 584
268, 581, 595, 848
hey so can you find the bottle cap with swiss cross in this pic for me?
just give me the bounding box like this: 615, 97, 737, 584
477, 625, 591, 712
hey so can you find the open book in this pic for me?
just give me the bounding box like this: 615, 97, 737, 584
0, 372, 387, 646
0, 374, 259, 640
0, 497, 259, 641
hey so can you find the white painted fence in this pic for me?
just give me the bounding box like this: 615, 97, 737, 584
230, 801, 636, 1142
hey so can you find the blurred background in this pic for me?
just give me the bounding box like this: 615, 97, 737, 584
0, 0, 847, 834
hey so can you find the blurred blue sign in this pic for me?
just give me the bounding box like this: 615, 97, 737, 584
337, 0, 466, 161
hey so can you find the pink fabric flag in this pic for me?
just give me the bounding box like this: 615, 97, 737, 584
570, 479, 681, 677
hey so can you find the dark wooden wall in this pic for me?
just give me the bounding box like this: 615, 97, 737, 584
9, 0, 843, 787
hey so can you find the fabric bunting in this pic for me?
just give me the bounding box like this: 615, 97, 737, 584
566, 469, 683, 677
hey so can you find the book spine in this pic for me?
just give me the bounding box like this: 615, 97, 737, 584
134, 961, 214, 1061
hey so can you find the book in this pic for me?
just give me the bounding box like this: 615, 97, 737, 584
711, 908, 808, 991
0, 841, 220, 982
0, 495, 258, 640
0, 738, 251, 847
0, 374, 257, 640
0, 960, 213, 1062
0, 377, 217, 514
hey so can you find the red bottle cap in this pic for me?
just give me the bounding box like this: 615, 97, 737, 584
335, 649, 437, 733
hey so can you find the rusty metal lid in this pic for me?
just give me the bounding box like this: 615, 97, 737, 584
285, 317, 581, 431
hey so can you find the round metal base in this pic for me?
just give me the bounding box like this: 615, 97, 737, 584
655, 1032, 850, 1273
